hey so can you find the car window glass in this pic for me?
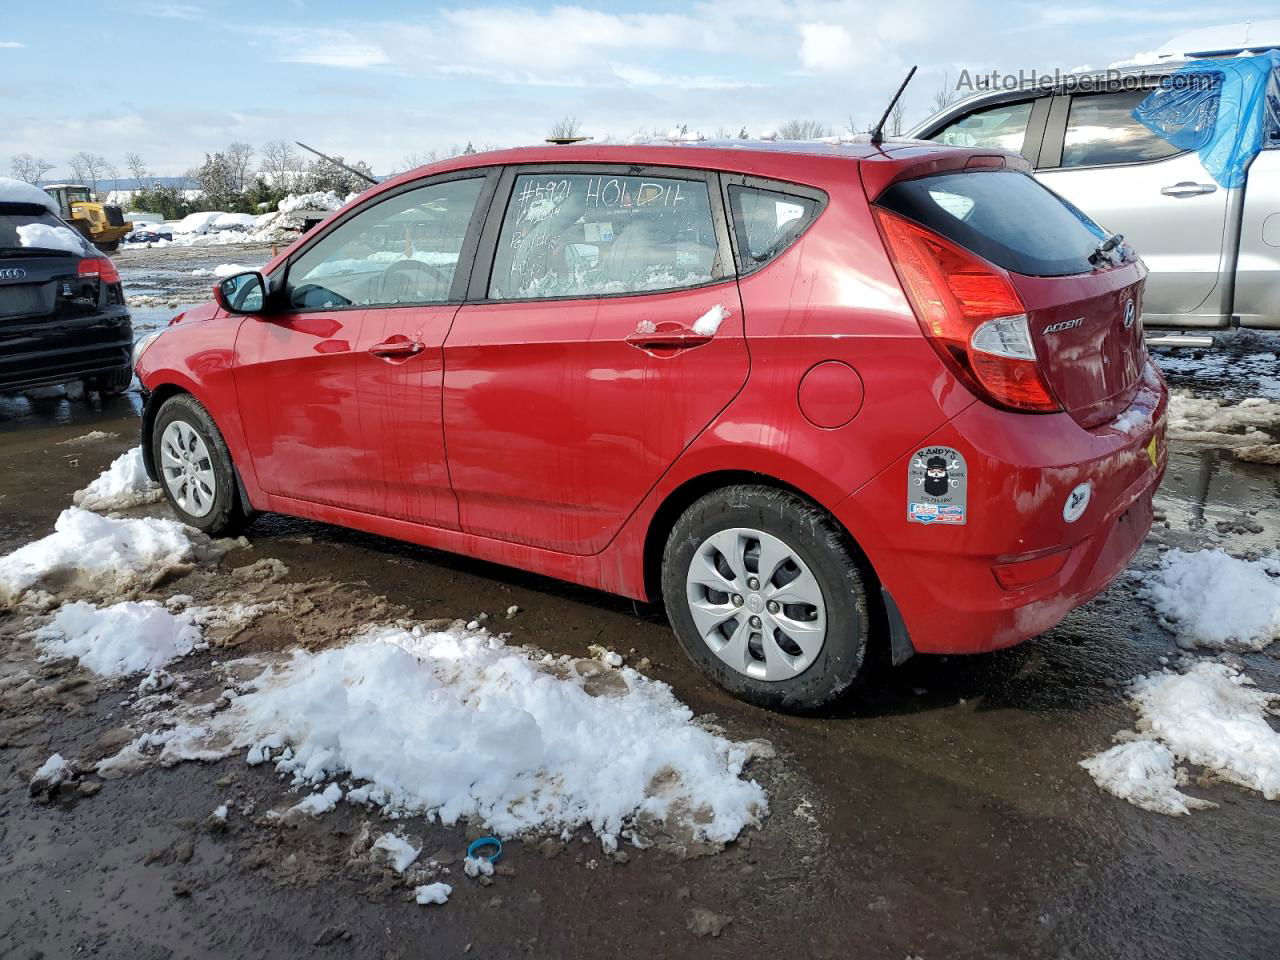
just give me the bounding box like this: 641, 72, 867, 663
727, 186, 821, 268
0, 208, 92, 256
877, 170, 1107, 277
287, 178, 483, 310
931, 101, 1033, 153
489, 173, 717, 300
1060, 90, 1182, 167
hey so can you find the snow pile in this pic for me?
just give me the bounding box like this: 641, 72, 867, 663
229, 622, 767, 843
692, 304, 731, 336
1167, 391, 1280, 445
0, 508, 195, 605
210, 213, 257, 232
1081, 740, 1215, 816
174, 211, 224, 235
72, 447, 163, 512
32, 753, 73, 790
1082, 660, 1280, 814
33, 600, 201, 676
16, 222, 88, 255
1139, 549, 1280, 650
0, 176, 60, 213
414, 882, 451, 905
278, 191, 345, 214
373, 833, 421, 873
191, 263, 254, 279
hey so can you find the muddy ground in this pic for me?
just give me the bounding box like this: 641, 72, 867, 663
2, 244, 1279, 959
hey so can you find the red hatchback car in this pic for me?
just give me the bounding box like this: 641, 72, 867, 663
134, 140, 1168, 711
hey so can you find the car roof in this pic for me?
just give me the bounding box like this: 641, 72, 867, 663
376, 137, 958, 192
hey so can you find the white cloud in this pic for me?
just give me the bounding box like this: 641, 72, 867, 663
138, 2, 203, 19
798, 23, 854, 72
0, 41, 25, 48
275, 29, 391, 69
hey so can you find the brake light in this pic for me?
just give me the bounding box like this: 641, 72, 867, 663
873, 208, 1060, 413
78, 257, 120, 285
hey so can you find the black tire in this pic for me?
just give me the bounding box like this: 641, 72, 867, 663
151, 393, 249, 536
661, 484, 873, 712
88, 364, 133, 397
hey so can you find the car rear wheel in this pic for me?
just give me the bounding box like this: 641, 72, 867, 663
152, 394, 249, 536
661, 484, 873, 712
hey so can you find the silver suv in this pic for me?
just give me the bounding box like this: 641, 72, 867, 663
909, 55, 1280, 333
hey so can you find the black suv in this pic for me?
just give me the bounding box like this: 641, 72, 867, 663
0, 200, 133, 395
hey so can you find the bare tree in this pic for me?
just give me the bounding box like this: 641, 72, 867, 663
9, 153, 54, 184
126, 152, 150, 190
777, 119, 831, 140
259, 140, 302, 186
888, 101, 905, 137
227, 142, 255, 193
549, 116, 581, 139
846, 116, 863, 136
107, 164, 123, 194
398, 151, 441, 172
931, 74, 958, 114
69, 152, 108, 192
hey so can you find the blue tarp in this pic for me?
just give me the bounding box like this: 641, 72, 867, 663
1133, 49, 1280, 189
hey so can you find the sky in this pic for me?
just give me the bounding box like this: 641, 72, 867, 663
0, 0, 1267, 178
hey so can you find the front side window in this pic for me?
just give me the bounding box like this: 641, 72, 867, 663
728, 185, 821, 268
286, 177, 483, 310
489, 172, 718, 300
931, 101, 1034, 154
1060, 90, 1183, 167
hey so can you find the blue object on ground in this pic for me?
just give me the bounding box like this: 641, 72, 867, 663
467, 836, 503, 863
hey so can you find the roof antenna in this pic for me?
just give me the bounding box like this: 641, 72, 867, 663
868, 65, 917, 146
295, 141, 379, 186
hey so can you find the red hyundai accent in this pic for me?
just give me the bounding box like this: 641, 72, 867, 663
133, 141, 1167, 711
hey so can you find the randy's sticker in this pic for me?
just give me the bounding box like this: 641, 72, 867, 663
908, 446, 968, 525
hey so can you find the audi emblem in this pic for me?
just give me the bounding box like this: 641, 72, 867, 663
0, 268, 27, 280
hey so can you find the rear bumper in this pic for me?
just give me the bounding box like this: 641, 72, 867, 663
835, 362, 1168, 655
0, 310, 133, 392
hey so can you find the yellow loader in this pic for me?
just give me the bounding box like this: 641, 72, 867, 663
43, 184, 133, 252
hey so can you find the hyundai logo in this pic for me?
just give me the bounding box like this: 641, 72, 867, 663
0, 268, 27, 281
1123, 299, 1135, 329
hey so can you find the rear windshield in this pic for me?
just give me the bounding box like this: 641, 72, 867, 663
0, 205, 91, 257
875, 170, 1107, 277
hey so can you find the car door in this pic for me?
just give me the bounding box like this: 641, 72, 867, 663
443, 166, 746, 556
235, 173, 492, 524
1034, 87, 1234, 327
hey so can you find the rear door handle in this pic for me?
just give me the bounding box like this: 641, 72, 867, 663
369, 339, 424, 358
1160, 181, 1217, 197
625, 328, 713, 352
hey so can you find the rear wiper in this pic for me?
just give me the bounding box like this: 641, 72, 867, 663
1089, 232, 1125, 267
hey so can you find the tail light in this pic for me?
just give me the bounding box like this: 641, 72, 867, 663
873, 208, 1060, 413
78, 257, 120, 284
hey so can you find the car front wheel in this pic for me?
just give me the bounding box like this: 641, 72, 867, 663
151, 393, 249, 536
661, 484, 873, 712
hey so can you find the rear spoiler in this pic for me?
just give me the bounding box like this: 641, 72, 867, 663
858, 148, 1032, 201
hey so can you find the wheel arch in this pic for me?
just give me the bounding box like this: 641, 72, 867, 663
641, 469, 885, 608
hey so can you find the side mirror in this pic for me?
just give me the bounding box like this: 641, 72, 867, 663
213, 271, 267, 315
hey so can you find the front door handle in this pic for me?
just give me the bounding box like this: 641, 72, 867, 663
369, 339, 424, 358
1160, 181, 1217, 197
625, 327, 713, 353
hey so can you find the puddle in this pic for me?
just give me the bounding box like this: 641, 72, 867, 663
1155, 446, 1280, 553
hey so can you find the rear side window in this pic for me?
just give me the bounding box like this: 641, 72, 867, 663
0, 206, 91, 256
1060, 90, 1184, 167
930, 101, 1034, 154
489, 173, 719, 300
727, 185, 821, 269
876, 170, 1107, 277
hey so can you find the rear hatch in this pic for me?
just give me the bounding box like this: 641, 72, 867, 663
871, 162, 1146, 427
1, 203, 112, 321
